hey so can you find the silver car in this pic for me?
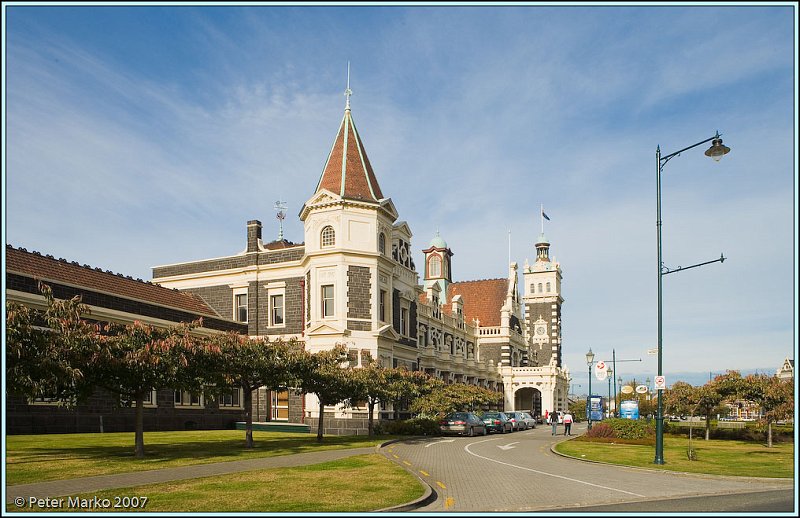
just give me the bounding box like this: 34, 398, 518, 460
505, 411, 536, 430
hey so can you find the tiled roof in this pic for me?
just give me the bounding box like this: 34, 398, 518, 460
263, 239, 303, 250
447, 278, 509, 327
6, 245, 221, 317
314, 108, 384, 202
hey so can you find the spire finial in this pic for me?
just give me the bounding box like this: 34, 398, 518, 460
344, 61, 352, 111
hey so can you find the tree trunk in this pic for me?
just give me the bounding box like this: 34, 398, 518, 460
134, 395, 145, 458
244, 385, 254, 449
705, 412, 711, 441
767, 420, 773, 448
317, 400, 325, 442
368, 400, 375, 436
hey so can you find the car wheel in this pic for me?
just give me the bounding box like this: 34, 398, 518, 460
501, 425, 506, 434
468, 426, 474, 437
482, 427, 488, 436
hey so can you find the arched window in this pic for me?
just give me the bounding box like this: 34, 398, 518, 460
538, 283, 543, 293
428, 255, 442, 278
546, 282, 551, 292
378, 233, 386, 255
321, 226, 335, 247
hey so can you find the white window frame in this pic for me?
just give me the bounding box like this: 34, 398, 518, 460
272, 390, 290, 421
400, 306, 409, 336
174, 390, 204, 408
321, 226, 336, 247
321, 284, 335, 318
233, 287, 249, 323
217, 388, 243, 410
379, 289, 387, 322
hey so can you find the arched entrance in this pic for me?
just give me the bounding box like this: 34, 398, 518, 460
513, 387, 542, 419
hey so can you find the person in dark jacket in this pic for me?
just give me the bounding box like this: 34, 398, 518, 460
550, 410, 559, 435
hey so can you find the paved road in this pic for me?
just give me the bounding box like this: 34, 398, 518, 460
381, 422, 794, 513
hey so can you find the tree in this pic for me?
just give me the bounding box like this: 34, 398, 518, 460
205, 333, 299, 448
739, 373, 793, 447
6, 283, 97, 404
345, 361, 392, 436
410, 380, 502, 417
90, 319, 204, 458
293, 344, 356, 442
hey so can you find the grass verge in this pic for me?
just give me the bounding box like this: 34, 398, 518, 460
554, 434, 793, 478
6, 430, 397, 485
10, 454, 424, 513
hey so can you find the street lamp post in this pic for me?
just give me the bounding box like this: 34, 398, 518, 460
655, 131, 730, 465
586, 348, 595, 430
607, 367, 613, 418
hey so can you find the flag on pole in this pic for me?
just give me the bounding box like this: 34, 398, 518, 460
542, 208, 551, 221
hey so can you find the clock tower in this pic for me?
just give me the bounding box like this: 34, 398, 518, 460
523, 231, 564, 367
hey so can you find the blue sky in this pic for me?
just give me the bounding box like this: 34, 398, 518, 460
4, 3, 797, 389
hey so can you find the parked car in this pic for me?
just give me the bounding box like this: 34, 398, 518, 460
480, 412, 514, 434
519, 411, 538, 429
504, 411, 535, 430
439, 412, 487, 437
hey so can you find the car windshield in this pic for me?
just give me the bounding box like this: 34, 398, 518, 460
483, 413, 501, 418
446, 413, 469, 420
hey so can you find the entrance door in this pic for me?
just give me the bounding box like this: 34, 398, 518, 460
272, 390, 289, 421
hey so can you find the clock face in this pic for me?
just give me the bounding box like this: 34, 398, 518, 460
536, 327, 546, 335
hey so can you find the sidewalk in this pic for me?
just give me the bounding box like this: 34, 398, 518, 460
6, 446, 377, 503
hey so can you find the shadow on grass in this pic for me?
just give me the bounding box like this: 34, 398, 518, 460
11, 434, 391, 466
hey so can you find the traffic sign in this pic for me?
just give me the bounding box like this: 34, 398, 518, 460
647, 348, 658, 356
654, 375, 666, 390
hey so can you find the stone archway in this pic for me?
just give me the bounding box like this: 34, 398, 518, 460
513, 387, 542, 419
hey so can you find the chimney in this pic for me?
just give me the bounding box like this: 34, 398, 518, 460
247, 220, 262, 253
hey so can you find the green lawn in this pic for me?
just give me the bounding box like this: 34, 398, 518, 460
555, 434, 794, 478
6, 430, 396, 485
12, 454, 424, 513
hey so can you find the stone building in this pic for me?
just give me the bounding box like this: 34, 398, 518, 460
151, 93, 570, 433
5, 245, 249, 434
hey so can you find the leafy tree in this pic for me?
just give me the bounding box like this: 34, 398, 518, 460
739, 373, 793, 447
410, 380, 502, 417
293, 344, 356, 442
344, 361, 393, 436
91, 319, 204, 458
6, 283, 97, 403
385, 368, 441, 419
205, 333, 300, 448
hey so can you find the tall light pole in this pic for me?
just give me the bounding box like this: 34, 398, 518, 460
586, 348, 595, 430
655, 131, 730, 465
607, 367, 613, 418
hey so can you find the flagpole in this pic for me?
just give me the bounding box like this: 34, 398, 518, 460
541, 204, 544, 234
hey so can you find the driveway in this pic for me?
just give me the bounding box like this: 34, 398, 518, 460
381, 423, 793, 512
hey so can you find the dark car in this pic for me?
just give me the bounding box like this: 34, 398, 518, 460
439, 412, 487, 437
507, 411, 537, 430
480, 411, 514, 434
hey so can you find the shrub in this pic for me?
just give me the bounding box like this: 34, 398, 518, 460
585, 423, 614, 438
376, 417, 440, 436
606, 418, 654, 440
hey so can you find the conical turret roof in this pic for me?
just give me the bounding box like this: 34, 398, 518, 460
314, 107, 384, 202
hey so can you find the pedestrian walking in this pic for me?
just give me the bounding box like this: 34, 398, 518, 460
563, 411, 573, 436
549, 410, 559, 435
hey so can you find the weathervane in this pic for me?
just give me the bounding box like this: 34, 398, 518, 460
344, 61, 352, 110
274, 200, 287, 241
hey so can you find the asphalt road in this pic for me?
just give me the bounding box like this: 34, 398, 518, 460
381, 422, 795, 513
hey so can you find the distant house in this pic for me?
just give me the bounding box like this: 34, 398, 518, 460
776, 357, 794, 380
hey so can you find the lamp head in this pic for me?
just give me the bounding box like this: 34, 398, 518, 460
704, 133, 731, 162
586, 348, 595, 365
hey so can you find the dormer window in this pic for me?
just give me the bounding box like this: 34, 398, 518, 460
321, 226, 335, 247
